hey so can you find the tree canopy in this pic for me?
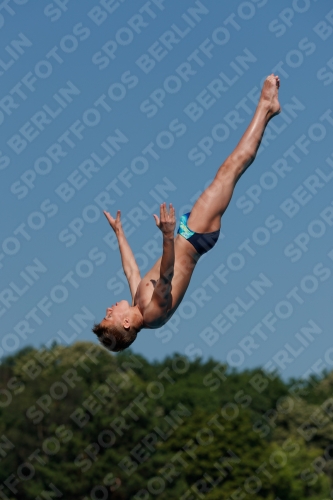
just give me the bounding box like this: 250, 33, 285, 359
0, 342, 332, 499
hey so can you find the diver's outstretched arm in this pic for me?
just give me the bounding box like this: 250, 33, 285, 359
103, 210, 141, 302
149, 203, 176, 311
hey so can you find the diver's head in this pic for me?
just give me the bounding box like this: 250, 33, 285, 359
92, 301, 143, 352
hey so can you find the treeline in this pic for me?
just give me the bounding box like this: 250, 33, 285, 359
0, 342, 333, 499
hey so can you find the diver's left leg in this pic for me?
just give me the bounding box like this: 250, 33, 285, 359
187, 74, 281, 233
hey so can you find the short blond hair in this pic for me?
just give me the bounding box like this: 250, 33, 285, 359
92, 322, 138, 352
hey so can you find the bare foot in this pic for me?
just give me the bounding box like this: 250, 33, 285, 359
260, 74, 281, 119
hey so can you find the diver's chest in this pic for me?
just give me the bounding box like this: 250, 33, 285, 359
135, 279, 156, 308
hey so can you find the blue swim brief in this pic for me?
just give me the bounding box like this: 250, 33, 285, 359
177, 212, 220, 256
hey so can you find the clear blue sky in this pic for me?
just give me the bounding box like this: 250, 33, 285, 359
1, 0, 333, 379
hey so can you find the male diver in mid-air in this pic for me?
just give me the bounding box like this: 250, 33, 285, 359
93, 75, 281, 351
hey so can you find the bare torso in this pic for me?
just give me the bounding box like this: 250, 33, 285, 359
134, 235, 199, 328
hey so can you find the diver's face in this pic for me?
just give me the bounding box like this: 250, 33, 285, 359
102, 300, 131, 324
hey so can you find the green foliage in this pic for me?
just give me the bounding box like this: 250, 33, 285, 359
0, 343, 332, 499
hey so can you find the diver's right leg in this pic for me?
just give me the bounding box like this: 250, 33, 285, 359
187, 74, 281, 234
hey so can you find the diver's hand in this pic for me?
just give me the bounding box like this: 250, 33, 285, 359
153, 203, 176, 239
104, 210, 123, 236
